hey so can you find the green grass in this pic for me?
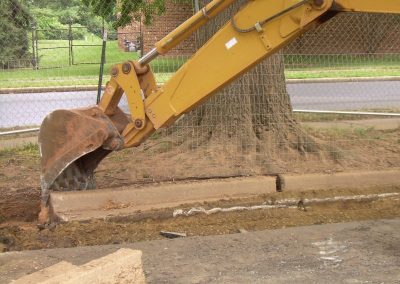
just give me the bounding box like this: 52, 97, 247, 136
285, 68, 400, 79
0, 142, 39, 158
294, 108, 400, 122
0, 39, 188, 88
36, 38, 138, 68
0, 40, 399, 88
0, 39, 139, 88
284, 54, 400, 79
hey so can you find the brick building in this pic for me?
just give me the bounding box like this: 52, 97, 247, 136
118, 0, 195, 56
117, 21, 141, 53
119, 1, 400, 56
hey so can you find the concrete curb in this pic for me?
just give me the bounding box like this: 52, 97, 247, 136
1, 76, 399, 94
303, 118, 400, 131
280, 169, 400, 192
50, 176, 277, 222
49, 169, 400, 223
285, 76, 400, 84
0, 85, 101, 94
12, 249, 146, 284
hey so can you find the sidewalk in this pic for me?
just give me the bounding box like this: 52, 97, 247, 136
1, 219, 399, 283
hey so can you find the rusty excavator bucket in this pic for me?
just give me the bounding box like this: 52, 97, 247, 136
39, 106, 129, 192
38, 61, 157, 225
38, 106, 130, 225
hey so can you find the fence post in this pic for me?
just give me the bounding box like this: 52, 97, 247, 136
97, 21, 107, 104
35, 26, 39, 69
31, 25, 38, 70
68, 22, 73, 66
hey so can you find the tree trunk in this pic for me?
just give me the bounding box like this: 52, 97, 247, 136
148, 0, 322, 178
163, 1, 319, 172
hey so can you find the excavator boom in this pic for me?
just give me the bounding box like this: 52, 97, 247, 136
38, 0, 400, 224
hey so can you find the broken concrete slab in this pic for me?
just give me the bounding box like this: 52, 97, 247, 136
12, 261, 77, 284
281, 169, 400, 192
303, 118, 400, 131
49, 176, 277, 222
12, 249, 145, 284
47, 169, 400, 223
2, 219, 399, 283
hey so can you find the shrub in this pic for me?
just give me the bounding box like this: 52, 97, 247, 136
0, 0, 32, 69
33, 8, 86, 40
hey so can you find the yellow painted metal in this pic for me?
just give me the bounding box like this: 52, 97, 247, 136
154, 0, 236, 55
145, 0, 333, 129
97, 61, 158, 147
120, 63, 158, 147
115, 63, 146, 126
101, 0, 400, 148
123, 118, 156, 148
333, 0, 400, 13
98, 79, 123, 116
99, 62, 146, 137
39, 0, 400, 224
133, 63, 157, 99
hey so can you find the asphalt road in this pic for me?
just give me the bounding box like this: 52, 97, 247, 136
1, 219, 399, 283
1, 80, 399, 128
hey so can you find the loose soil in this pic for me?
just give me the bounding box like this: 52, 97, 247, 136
1, 126, 399, 190
0, 186, 399, 252
0, 124, 399, 253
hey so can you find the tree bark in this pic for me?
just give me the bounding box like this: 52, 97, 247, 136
152, 0, 321, 176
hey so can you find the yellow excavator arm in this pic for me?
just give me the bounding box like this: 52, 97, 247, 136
100, 0, 400, 147
38, 0, 400, 223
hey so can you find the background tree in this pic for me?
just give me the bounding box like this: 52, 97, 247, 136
23, 0, 105, 39
0, 0, 32, 69
82, 0, 324, 178
86, 0, 325, 179
81, 0, 166, 27
157, 0, 321, 177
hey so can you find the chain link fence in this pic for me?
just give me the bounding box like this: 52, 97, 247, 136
0, 0, 399, 185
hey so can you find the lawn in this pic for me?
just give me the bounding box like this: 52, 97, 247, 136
36, 38, 138, 68
284, 53, 400, 79
0, 39, 399, 88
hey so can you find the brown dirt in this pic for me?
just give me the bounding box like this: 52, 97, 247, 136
0, 127, 399, 222
0, 145, 41, 222
0, 186, 399, 252
93, 127, 400, 188
0, 187, 39, 223
0, 126, 399, 254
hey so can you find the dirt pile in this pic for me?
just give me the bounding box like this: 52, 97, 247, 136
1, 186, 399, 252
